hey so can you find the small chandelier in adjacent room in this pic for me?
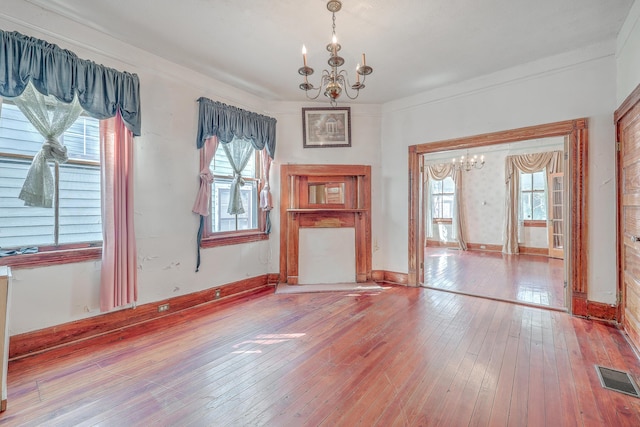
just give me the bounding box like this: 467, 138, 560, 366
452, 153, 485, 171
298, 0, 373, 106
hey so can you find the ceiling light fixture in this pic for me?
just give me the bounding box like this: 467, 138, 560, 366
452, 152, 485, 171
298, 0, 373, 106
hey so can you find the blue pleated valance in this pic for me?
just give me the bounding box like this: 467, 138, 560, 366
0, 30, 141, 135
196, 97, 276, 158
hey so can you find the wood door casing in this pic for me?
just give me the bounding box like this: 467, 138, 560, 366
409, 119, 587, 316
617, 85, 640, 350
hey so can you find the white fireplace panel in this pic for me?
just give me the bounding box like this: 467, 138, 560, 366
298, 228, 356, 284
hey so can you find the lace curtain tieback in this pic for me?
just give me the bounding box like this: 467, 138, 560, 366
228, 172, 246, 215
232, 171, 245, 187
42, 136, 69, 163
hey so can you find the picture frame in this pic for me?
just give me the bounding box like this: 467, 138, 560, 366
302, 107, 351, 148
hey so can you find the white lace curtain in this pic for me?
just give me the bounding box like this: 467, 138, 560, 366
502, 151, 563, 254
222, 137, 255, 215
10, 81, 83, 207
424, 162, 467, 251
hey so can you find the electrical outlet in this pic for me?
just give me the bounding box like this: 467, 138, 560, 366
215, 289, 221, 300
158, 303, 170, 312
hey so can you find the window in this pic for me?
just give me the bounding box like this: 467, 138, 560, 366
431, 177, 454, 220
0, 103, 102, 251
520, 170, 546, 221
203, 137, 266, 246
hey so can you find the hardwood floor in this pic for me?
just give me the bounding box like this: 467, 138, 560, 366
424, 247, 565, 310
1, 285, 639, 426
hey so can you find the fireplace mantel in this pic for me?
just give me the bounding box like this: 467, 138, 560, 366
279, 164, 372, 284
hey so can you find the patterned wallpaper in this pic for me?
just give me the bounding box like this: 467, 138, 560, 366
425, 138, 564, 248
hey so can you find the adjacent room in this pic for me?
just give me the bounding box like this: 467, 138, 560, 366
1, 0, 640, 424
422, 138, 566, 310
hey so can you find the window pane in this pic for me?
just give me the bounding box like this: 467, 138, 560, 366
0, 104, 43, 156
63, 117, 100, 162
430, 180, 443, 194
0, 157, 55, 247
442, 177, 454, 193
212, 179, 258, 232
532, 191, 547, 220
58, 163, 102, 244
209, 137, 259, 234
521, 193, 532, 219
211, 137, 256, 177
442, 194, 454, 218
520, 173, 533, 191
0, 102, 102, 248
532, 171, 545, 190
432, 195, 443, 218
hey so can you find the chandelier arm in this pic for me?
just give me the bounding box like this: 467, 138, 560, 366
304, 88, 323, 100
300, 70, 332, 100
334, 71, 359, 100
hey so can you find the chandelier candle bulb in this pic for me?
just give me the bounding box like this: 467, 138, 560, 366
356, 65, 360, 83
302, 45, 307, 66
362, 53, 366, 66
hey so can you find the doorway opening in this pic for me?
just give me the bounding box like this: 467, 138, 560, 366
421, 138, 566, 310
408, 119, 589, 316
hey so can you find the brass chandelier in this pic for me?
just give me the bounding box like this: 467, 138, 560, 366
452, 152, 485, 172
298, 0, 373, 106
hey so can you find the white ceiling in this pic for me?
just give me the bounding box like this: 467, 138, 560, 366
25, 0, 634, 105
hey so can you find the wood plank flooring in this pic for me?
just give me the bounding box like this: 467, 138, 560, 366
424, 247, 565, 310
1, 285, 639, 426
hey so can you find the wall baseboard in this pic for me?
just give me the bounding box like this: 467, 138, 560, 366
572, 293, 618, 322
425, 240, 458, 248
519, 246, 550, 256
466, 243, 502, 252
372, 270, 409, 285
9, 274, 278, 360
12, 272, 617, 359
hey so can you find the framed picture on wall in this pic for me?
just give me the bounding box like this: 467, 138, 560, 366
302, 107, 351, 148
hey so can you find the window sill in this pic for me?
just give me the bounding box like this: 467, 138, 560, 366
0, 247, 102, 269
524, 220, 547, 228
432, 218, 453, 224
201, 230, 269, 248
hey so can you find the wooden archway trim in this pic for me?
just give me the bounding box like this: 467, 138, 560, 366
408, 119, 588, 315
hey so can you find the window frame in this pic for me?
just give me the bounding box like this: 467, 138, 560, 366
520, 170, 547, 222
430, 177, 455, 221
0, 103, 103, 268
200, 143, 268, 248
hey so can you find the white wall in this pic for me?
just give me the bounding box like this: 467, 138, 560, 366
381, 42, 618, 304
1, 1, 382, 335
0, 2, 266, 334
3, 0, 636, 334
617, 0, 640, 103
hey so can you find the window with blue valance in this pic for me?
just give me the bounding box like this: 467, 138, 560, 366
196, 97, 276, 158
0, 30, 141, 135
193, 98, 277, 271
